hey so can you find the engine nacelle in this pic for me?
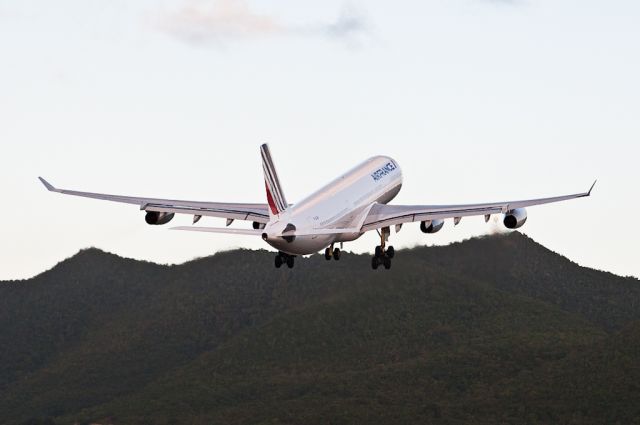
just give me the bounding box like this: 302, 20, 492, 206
503, 208, 527, 229
252, 221, 266, 230
420, 219, 444, 234
145, 211, 175, 225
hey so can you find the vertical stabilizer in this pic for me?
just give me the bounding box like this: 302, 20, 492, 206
261, 144, 288, 218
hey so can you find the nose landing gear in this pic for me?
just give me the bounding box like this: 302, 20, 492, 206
372, 227, 394, 270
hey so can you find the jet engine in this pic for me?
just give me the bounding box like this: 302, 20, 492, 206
145, 211, 175, 225
503, 208, 527, 229
420, 219, 444, 234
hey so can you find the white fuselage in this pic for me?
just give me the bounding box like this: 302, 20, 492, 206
265, 156, 403, 255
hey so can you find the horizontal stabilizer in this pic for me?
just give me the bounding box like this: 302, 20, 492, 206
171, 226, 362, 237
293, 228, 361, 236
171, 227, 263, 236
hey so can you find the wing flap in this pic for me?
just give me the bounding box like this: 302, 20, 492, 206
362, 204, 504, 231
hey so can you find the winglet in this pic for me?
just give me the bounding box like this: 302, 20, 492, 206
38, 177, 58, 192
587, 179, 597, 196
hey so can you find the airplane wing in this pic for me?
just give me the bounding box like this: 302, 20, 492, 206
360, 181, 596, 232
38, 177, 270, 223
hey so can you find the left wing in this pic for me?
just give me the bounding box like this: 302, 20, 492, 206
38, 177, 270, 223
361, 181, 596, 232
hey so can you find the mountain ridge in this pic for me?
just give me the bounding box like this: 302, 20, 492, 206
8, 230, 625, 284
1, 232, 639, 425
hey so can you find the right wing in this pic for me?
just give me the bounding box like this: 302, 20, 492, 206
361, 181, 596, 232
38, 177, 270, 223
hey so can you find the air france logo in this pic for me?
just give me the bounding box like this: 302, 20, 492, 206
371, 162, 396, 182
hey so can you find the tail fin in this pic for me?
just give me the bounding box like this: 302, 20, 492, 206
261, 144, 288, 218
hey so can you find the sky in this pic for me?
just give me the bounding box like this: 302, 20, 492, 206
1, 0, 638, 280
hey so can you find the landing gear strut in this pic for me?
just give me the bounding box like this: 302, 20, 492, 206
324, 243, 341, 261
275, 252, 295, 269
372, 227, 394, 270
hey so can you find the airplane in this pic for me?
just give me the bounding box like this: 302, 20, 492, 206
39, 144, 595, 270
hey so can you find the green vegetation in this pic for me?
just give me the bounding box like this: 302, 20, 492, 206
1, 233, 639, 425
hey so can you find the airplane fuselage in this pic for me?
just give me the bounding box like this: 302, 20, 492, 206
264, 156, 403, 255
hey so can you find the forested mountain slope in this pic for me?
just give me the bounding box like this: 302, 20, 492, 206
1, 233, 638, 425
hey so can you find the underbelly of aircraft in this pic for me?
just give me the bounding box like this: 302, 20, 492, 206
265, 234, 332, 255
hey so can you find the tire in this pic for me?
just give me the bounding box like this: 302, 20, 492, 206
324, 248, 332, 261
333, 248, 341, 261
386, 246, 395, 259
275, 255, 283, 268
383, 256, 392, 270
371, 256, 379, 270
286, 256, 295, 269
375, 246, 384, 258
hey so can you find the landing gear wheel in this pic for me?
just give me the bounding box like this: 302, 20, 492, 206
386, 246, 395, 259
375, 246, 384, 258
286, 255, 295, 269
324, 248, 332, 261
383, 256, 392, 270
275, 255, 283, 268
333, 248, 341, 261
371, 256, 379, 270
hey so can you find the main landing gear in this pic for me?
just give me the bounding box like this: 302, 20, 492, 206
324, 243, 341, 261
371, 227, 394, 270
275, 252, 295, 269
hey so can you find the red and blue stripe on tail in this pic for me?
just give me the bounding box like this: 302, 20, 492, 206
260, 144, 288, 218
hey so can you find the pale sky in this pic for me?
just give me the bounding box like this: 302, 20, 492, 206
1, 0, 638, 280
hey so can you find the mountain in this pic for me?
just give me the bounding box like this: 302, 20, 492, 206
1, 233, 639, 425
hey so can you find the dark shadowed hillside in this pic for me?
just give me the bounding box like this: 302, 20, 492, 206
1, 233, 639, 425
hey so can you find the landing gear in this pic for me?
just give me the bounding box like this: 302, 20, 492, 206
371, 227, 394, 270
371, 250, 393, 270
324, 244, 341, 261
275, 252, 295, 269
386, 246, 395, 259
